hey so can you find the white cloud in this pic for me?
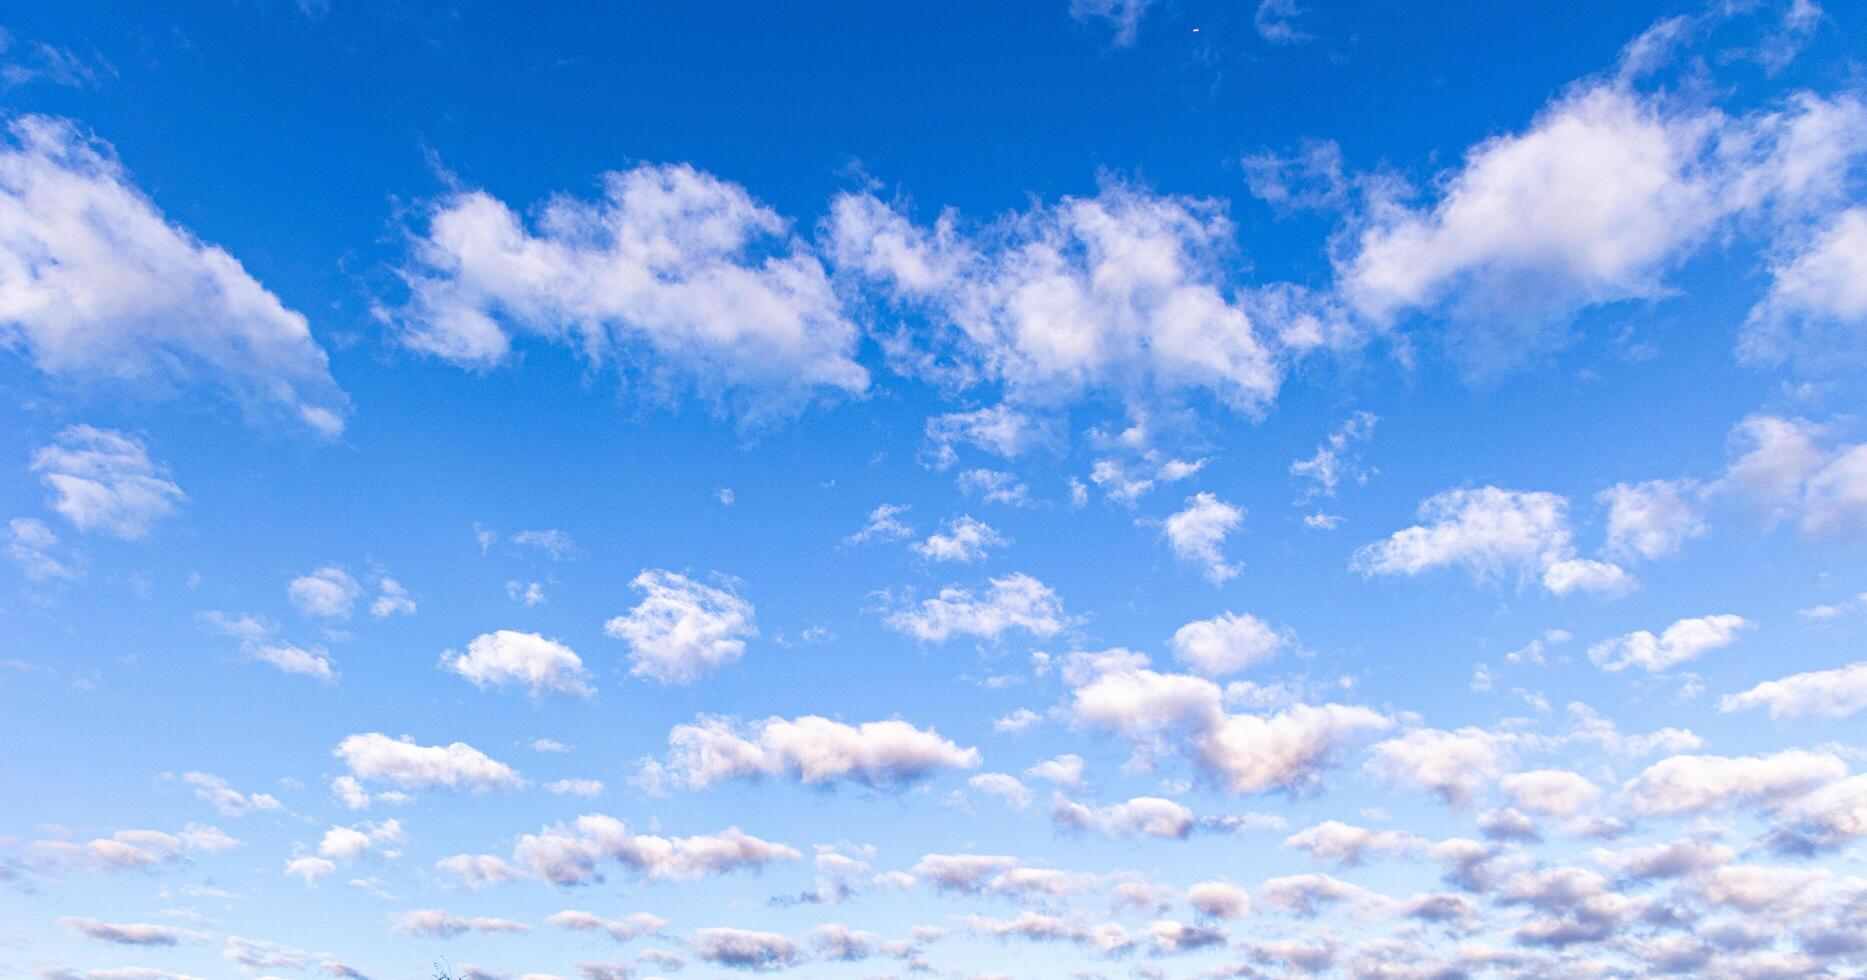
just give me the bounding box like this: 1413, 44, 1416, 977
392, 163, 866, 420
1598, 479, 1707, 561
1587, 614, 1751, 672
200, 610, 336, 683
1719, 661, 1867, 719
1069, 662, 1388, 794
1718, 415, 1867, 536
603, 570, 756, 685
968, 773, 1033, 810
283, 855, 335, 885
510, 528, 579, 560
1068, 0, 1157, 45
434, 853, 526, 890
543, 778, 603, 799
370, 577, 417, 619
31, 426, 183, 539
847, 503, 913, 544
911, 516, 1007, 563
884, 572, 1065, 642
1365, 727, 1512, 807
1169, 611, 1288, 677
1501, 770, 1603, 817
442, 630, 594, 698
690, 927, 802, 971
1744, 205, 1867, 363
922, 404, 1043, 469
393, 909, 531, 938
956, 467, 1032, 507
0, 116, 345, 433
658, 714, 980, 790
286, 566, 360, 620
511, 814, 799, 885
828, 181, 1281, 415
57, 917, 187, 947
31, 824, 238, 874
1291, 411, 1377, 502
1354, 486, 1631, 595
1188, 880, 1252, 919
1052, 795, 1196, 839
332, 733, 523, 793
1159, 492, 1244, 584
179, 772, 281, 818
6, 516, 72, 580
1622, 749, 1845, 815
1284, 820, 1424, 867
546, 910, 667, 942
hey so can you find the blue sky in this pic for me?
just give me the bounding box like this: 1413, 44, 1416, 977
3, 1, 1867, 978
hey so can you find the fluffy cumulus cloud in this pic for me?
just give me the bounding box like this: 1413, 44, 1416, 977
391, 163, 866, 420
1169, 611, 1288, 677
1338, 77, 1867, 373
1067, 656, 1389, 794
1745, 205, 1867, 363
1587, 613, 1751, 672
603, 570, 757, 684
332, 733, 524, 793
654, 714, 980, 790
828, 180, 1282, 415
0, 116, 345, 433
911, 515, 1008, 563
511, 813, 799, 885
286, 566, 360, 619
30, 426, 183, 539
1354, 486, 1631, 595
883, 572, 1066, 642
1621, 749, 1845, 816
1720, 660, 1867, 719
1052, 795, 1196, 839
1159, 492, 1244, 583
689, 927, 802, 971
441, 629, 594, 698
1720, 414, 1867, 536
1365, 727, 1512, 807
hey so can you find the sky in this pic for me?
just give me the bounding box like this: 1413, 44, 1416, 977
2, 0, 1867, 978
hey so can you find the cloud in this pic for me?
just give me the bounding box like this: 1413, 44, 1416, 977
911, 516, 1007, 563
31, 825, 238, 873
434, 853, 526, 890
442, 630, 594, 698
1502, 770, 1602, 817
1598, 479, 1707, 561
0, 116, 345, 433
393, 909, 531, 938
968, 773, 1033, 809
391, 163, 866, 421
510, 528, 580, 560
370, 577, 417, 618
1353, 486, 1631, 595
546, 910, 668, 942
922, 404, 1044, 468
1587, 614, 1751, 672
1188, 880, 1251, 919
31, 426, 183, 539
512, 815, 798, 887
6, 516, 72, 580
603, 570, 756, 685
57, 917, 184, 946
1169, 611, 1288, 677
287, 566, 361, 620
179, 772, 282, 818
828, 181, 1281, 415
847, 503, 913, 544
1365, 727, 1512, 807
1052, 795, 1196, 839
883, 573, 1066, 642
1254, 0, 1313, 44
1068, 660, 1388, 793
332, 733, 523, 793
1719, 414, 1867, 536
1283, 821, 1425, 867
1068, 0, 1157, 45
689, 927, 802, 971
1622, 749, 1845, 815
657, 714, 980, 790
283, 855, 335, 884
1719, 661, 1867, 719
1291, 411, 1377, 502
1159, 492, 1244, 584
1744, 204, 1867, 364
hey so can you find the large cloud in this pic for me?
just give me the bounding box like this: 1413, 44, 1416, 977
442, 630, 594, 698
511, 814, 799, 886
332, 733, 523, 793
828, 181, 1281, 415
0, 116, 345, 433
1353, 486, 1631, 595
883, 572, 1067, 642
1720, 661, 1867, 719
654, 714, 980, 790
603, 570, 757, 684
391, 163, 866, 420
